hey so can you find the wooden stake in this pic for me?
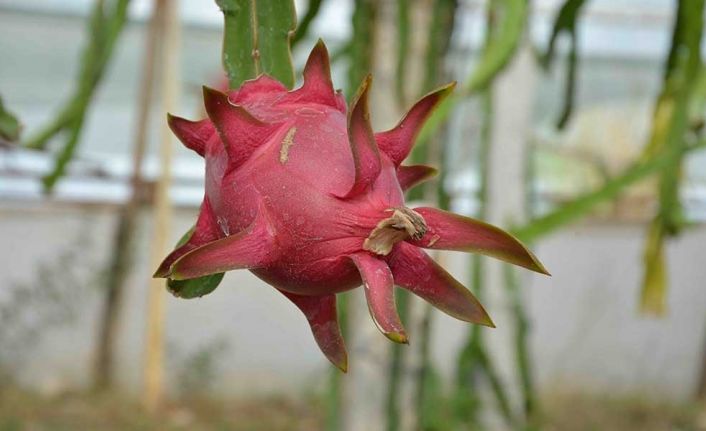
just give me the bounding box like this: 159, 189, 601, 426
143, 0, 180, 413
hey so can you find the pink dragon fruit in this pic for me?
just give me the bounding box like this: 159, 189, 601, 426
154, 41, 548, 371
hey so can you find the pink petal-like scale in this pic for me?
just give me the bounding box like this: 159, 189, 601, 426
410, 207, 550, 275
375, 82, 456, 166
397, 164, 438, 192
388, 242, 494, 327
349, 252, 407, 343
279, 290, 348, 372
153, 196, 220, 278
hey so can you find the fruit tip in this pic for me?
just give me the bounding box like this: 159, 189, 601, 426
481, 316, 497, 329
349, 74, 374, 116
386, 331, 409, 345
202, 85, 225, 101
314, 37, 327, 49
152, 263, 171, 279
439, 81, 456, 98
478, 310, 496, 328
527, 252, 551, 276
536, 264, 552, 277
165, 112, 185, 133
357, 74, 373, 93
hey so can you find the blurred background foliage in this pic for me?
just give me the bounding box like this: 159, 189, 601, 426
1, 0, 706, 430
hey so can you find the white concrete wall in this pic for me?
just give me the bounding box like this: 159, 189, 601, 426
1, 202, 704, 401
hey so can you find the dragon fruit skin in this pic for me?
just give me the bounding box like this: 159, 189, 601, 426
154, 41, 549, 371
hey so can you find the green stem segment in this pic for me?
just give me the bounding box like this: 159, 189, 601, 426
217, 0, 296, 89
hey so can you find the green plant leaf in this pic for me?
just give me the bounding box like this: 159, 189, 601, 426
217, 0, 296, 89
0, 96, 21, 144
166, 227, 225, 299
167, 272, 225, 299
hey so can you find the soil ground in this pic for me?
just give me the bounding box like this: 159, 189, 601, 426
0, 387, 704, 430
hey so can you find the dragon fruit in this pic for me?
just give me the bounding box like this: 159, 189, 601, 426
154, 41, 548, 371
